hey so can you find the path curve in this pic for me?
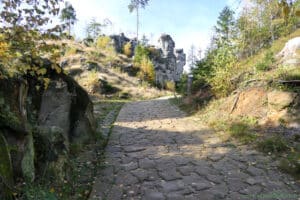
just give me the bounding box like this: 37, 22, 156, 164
90, 98, 300, 200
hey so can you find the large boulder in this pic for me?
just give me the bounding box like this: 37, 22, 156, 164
110, 33, 131, 53
277, 37, 300, 66
154, 34, 186, 86
0, 59, 96, 192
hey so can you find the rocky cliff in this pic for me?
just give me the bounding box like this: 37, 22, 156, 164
0, 59, 96, 198
109, 33, 186, 87
153, 34, 186, 86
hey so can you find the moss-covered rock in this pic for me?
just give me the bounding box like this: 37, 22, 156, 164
0, 133, 14, 200
21, 131, 35, 183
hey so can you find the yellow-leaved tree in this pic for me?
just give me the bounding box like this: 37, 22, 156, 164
0, 0, 64, 80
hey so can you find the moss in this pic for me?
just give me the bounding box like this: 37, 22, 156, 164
0, 105, 21, 129
0, 133, 14, 200
21, 131, 35, 183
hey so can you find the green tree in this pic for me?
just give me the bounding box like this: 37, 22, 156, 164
214, 6, 235, 45
0, 0, 63, 77
133, 44, 155, 83
86, 18, 103, 39
188, 45, 199, 70
128, 0, 149, 42
60, 1, 77, 36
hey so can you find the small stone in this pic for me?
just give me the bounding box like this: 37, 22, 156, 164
145, 191, 164, 200
124, 146, 146, 153
121, 162, 138, 171
139, 158, 156, 169
161, 180, 185, 192
191, 182, 212, 191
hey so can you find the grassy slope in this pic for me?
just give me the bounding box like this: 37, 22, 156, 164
174, 29, 300, 180
60, 39, 171, 101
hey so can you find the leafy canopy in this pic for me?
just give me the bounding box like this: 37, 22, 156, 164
0, 0, 63, 78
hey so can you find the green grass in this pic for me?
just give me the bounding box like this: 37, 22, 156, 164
257, 135, 289, 154
228, 122, 258, 144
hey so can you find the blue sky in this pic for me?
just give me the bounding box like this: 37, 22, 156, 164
68, 0, 242, 54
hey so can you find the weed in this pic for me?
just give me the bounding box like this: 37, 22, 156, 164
279, 152, 300, 177
257, 135, 289, 154
165, 80, 176, 92
228, 122, 257, 144
255, 51, 275, 71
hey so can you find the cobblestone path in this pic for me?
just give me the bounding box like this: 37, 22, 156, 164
90, 98, 300, 200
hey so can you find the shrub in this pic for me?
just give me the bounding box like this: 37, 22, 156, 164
257, 135, 289, 153
208, 62, 238, 98
165, 81, 175, 92
96, 36, 112, 50
228, 122, 257, 144
123, 42, 132, 57
137, 55, 155, 83
133, 45, 150, 66
176, 73, 188, 95
279, 152, 300, 176
65, 46, 77, 56
255, 51, 275, 71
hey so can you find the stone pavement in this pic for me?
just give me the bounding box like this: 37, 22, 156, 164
90, 98, 300, 200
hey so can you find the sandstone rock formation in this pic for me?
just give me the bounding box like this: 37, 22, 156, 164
153, 34, 186, 86
277, 37, 300, 66
110, 33, 137, 55
0, 59, 96, 198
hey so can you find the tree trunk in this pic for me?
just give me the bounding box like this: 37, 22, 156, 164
136, 5, 139, 44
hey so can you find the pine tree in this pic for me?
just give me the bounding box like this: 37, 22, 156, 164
60, 1, 77, 36
128, 0, 150, 42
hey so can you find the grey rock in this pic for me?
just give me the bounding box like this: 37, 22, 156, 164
161, 180, 185, 192
144, 191, 165, 200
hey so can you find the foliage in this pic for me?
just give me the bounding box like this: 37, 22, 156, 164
255, 51, 275, 71
60, 1, 77, 35
257, 135, 289, 153
214, 6, 235, 45
228, 123, 257, 144
85, 18, 103, 39
128, 0, 150, 41
96, 36, 112, 50
0, 0, 63, 82
137, 55, 155, 83
123, 42, 132, 57
133, 44, 155, 83
279, 152, 300, 177
133, 44, 150, 64
0, 133, 14, 200
207, 45, 238, 97
176, 73, 188, 95
165, 80, 175, 91
24, 185, 58, 200
188, 45, 199, 69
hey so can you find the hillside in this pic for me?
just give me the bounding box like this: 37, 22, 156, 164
58, 39, 171, 101
176, 28, 300, 180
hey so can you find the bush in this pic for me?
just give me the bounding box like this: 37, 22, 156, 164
255, 51, 275, 71
228, 123, 257, 144
133, 45, 150, 66
257, 135, 289, 153
165, 81, 175, 91
96, 36, 112, 50
279, 152, 300, 176
176, 73, 188, 95
123, 42, 132, 57
137, 55, 155, 83
133, 45, 155, 84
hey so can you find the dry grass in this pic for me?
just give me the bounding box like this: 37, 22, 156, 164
59, 38, 169, 100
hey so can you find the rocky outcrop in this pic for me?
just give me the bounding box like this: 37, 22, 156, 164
110, 33, 137, 54
277, 37, 300, 66
226, 87, 299, 128
0, 59, 96, 197
153, 34, 186, 86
